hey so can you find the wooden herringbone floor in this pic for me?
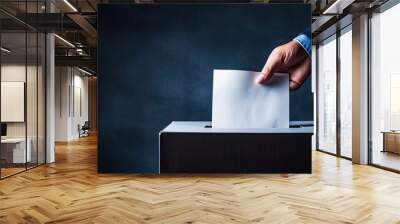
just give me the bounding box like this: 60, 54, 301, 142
1, 135, 400, 224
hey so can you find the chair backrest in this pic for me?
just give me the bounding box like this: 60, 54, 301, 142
82, 121, 90, 129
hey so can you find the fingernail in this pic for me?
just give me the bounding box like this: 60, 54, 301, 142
256, 75, 263, 83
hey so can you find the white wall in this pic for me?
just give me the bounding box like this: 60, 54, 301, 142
1, 65, 41, 137
55, 67, 89, 141
72, 73, 89, 138
1, 65, 27, 141
55, 66, 70, 141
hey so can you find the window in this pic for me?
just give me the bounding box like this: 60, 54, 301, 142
317, 35, 337, 154
370, 3, 400, 171
339, 27, 352, 158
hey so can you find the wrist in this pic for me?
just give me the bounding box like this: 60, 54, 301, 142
293, 34, 311, 56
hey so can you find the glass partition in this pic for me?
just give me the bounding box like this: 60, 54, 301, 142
0, 1, 46, 179
1, 31, 28, 177
317, 35, 337, 154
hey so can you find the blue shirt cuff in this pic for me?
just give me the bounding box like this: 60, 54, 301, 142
294, 33, 311, 56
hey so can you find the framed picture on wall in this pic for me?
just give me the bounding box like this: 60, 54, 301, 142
1, 81, 25, 122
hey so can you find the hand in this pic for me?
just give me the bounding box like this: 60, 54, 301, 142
256, 40, 311, 90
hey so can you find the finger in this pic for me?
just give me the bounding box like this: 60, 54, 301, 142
289, 80, 302, 90
288, 57, 311, 90
257, 48, 283, 84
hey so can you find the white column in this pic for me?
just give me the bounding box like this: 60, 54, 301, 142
352, 14, 369, 164
46, 0, 55, 163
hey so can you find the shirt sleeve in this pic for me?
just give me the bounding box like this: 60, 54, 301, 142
293, 28, 311, 56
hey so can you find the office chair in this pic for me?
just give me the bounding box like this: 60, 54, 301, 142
79, 121, 90, 138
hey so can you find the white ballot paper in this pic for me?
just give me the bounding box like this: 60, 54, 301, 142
212, 69, 289, 128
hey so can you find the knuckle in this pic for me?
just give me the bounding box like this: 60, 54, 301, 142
272, 47, 283, 58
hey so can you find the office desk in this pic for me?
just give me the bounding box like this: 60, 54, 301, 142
1, 138, 31, 163
382, 131, 400, 154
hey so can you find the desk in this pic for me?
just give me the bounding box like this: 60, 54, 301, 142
1, 138, 31, 163
382, 131, 400, 154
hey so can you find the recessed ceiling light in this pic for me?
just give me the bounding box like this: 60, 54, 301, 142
54, 34, 75, 48
63, 0, 78, 12
1, 47, 11, 53
322, 0, 354, 15
78, 67, 93, 76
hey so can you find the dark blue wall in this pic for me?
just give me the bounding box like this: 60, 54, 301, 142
98, 4, 312, 173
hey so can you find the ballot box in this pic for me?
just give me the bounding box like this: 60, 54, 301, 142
159, 121, 313, 173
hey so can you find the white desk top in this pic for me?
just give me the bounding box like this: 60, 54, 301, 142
160, 121, 314, 134
1, 138, 28, 144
